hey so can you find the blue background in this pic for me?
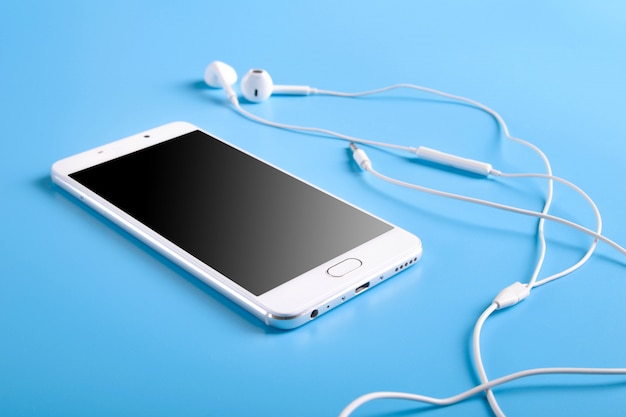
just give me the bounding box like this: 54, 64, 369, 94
1, 1, 625, 416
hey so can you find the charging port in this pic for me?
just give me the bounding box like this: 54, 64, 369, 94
355, 282, 370, 294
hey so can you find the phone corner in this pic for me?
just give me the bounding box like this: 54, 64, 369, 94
49, 162, 63, 186
264, 311, 312, 331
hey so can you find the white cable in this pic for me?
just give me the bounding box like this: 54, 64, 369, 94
362, 163, 625, 257
338, 366, 626, 417
231, 101, 417, 152
494, 171, 603, 288
473, 303, 507, 417
474, 304, 503, 416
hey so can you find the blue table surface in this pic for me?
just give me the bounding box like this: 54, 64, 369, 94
1, 1, 625, 416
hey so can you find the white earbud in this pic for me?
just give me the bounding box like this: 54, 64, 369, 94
240, 69, 313, 103
204, 61, 239, 104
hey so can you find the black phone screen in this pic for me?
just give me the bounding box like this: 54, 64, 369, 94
70, 130, 392, 295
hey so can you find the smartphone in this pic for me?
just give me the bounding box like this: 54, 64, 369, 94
51, 122, 422, 329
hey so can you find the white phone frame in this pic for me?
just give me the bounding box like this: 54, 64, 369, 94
51, 122, 422, 329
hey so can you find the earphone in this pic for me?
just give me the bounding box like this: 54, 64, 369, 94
202, 61, 626, 416
240, 68, 314, 102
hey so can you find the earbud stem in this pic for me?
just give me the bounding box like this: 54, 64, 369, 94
272, 85, 313, 96
209, 63, 238, 104
219, 77, 238, 104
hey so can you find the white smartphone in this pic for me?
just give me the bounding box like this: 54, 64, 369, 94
51, 122, 422, 329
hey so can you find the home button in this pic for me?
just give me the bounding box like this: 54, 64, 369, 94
327, 258, 362, 277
